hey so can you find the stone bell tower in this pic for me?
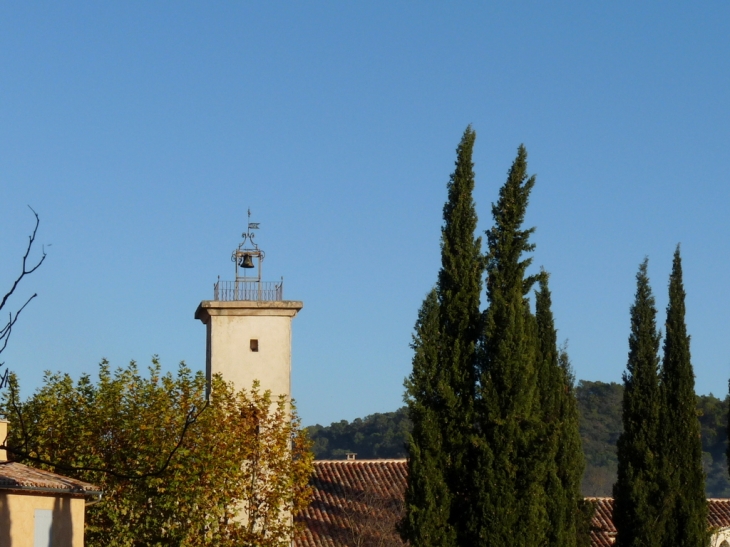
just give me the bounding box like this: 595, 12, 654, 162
195, 212, 302, 398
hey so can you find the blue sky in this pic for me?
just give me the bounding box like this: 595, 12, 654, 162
1, 3, 729, 426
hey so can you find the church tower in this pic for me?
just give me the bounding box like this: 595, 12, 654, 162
195, 213, 302, 398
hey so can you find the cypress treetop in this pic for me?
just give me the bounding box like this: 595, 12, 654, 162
437, 125, 483, 410
481, 145, 539, 419
536, 272, 561, 427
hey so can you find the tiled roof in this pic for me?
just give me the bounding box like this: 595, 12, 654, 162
0, 462, 101, 496
296, 460, 730, 547
586, 497, 730, 546
296, 460, 408, 547
587, 498, 616, 546
708, 498, 730, 529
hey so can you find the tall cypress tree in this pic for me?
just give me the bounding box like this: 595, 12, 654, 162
401, 126, 482, 547
436, 126, 483, 499
535, 274, 586, 547
614, 259, 663, 547
660, 246, 709, 547
402, 290, 456, 546
559, 348, 595, 547
467, 144, 547, 545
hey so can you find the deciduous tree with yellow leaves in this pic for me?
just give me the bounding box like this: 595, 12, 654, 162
0, 359, 313, 547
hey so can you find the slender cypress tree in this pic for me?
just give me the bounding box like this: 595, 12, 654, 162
401, 126, 483, 547
467, 145, 547, 545
535, 272, 565, 545
613, 259, 663, 547
660, 246, 709, 547
436, 125, 483, 487
401, 290, 456, 546
535, 274, 586, 547
559, 348, 595, 547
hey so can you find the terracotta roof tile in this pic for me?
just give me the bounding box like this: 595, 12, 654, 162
296, 460, 730, 547
708, 498, 730, 529
585, 498, 616, 546
296, 460, 408, 547
584, 497, 730, 544
0, 462, 101, 496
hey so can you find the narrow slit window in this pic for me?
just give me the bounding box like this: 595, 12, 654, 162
250, 339, 259, 352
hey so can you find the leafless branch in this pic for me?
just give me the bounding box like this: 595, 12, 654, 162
0, 206, 46, 372
0, 208, 213, 480
339, 483, 406, 547
0, 293, 37, 357
0, 206, 46, 314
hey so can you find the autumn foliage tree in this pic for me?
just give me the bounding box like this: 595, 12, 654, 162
0, 359, 313, 547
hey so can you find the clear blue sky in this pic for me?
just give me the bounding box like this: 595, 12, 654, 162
1, 3, 729, 427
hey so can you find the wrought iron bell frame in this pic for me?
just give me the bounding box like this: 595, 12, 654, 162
232, 210, 265, 283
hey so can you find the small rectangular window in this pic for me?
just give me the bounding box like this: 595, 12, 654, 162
250, 339, 259, 352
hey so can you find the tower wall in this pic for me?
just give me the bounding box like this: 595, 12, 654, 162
195, 300, 303, 398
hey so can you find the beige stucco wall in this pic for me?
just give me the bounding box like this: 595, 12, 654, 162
712, 527, 730, 547
0, 492, 85, 547
196, 300, 303, 399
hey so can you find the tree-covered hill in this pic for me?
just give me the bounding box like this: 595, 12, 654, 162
307, 407, 412, 460
577, 381, 624, 497
306, 381, 730, 497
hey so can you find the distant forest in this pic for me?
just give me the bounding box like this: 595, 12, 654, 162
306, 380, 730, 497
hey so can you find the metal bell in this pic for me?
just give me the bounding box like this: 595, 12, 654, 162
240, 254, 255, 268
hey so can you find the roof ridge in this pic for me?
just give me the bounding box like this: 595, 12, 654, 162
314, 459, 407, 463
0, 461, 101, 494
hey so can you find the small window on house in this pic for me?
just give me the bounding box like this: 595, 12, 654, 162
250, 339, 259, 352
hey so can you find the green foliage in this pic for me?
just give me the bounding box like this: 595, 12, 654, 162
659, 248, 709, 546
399, 139, 587, 546
467, 144, 549, 545
401, 290, 456, 547
700, 393, 730, 497
307, 407, 411, 460
576, 499, 596, 547
578, 384, 729, 499
308, 384, 730, 499
1, 359, 313, 547
401, 126, 483, 547
560, 350, 591, 547
577, 380, 624, 496
536, 275, 587, 547
613, 259, 664, 547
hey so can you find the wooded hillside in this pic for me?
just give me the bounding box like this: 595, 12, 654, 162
306, 381, 730, 497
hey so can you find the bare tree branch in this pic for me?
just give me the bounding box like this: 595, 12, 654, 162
0, 209, 212, 481
339, 482, 406, 547
0, 293, 37, 357
0, 206, 46, 374
0, 206, 46, 313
